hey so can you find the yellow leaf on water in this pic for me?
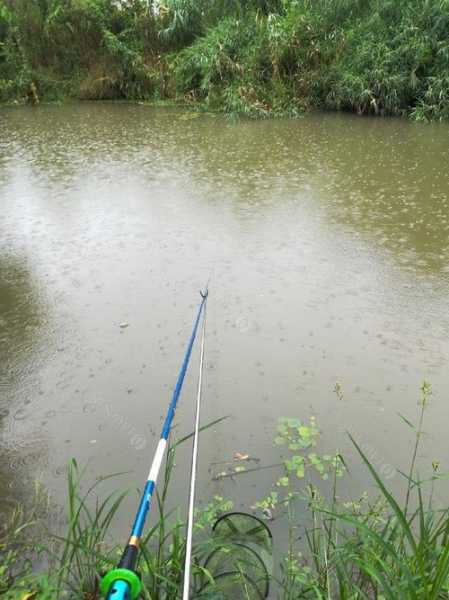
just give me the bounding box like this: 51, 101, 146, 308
234, 452, 249, 461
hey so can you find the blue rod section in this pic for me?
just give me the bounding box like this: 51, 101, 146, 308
161, 292, 208, 440
131, 480, 155, 538
107, 581, 129, 599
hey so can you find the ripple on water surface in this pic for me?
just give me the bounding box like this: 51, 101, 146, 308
1, 104, 449, 523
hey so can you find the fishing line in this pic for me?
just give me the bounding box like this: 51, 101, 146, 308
182, 289, 207, 600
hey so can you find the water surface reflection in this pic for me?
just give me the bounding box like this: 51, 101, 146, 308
1, 104, 448, 532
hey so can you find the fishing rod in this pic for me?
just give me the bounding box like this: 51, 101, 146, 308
101, 288, 209, 600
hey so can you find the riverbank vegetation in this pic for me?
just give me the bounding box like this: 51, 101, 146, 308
1, 0, 449, 119
2, 383, 449, 598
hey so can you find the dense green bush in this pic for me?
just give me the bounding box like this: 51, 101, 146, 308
0, 0, 162, 101
1, 0, 449, 119
171, 0, 449, 118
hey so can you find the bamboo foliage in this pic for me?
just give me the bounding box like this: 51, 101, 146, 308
1, 2, 449, 115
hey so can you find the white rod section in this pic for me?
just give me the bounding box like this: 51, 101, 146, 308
182, 299, 207, 600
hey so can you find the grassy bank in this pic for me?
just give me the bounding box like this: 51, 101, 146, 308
1, 0, 449, 120
2, 383, 449, 598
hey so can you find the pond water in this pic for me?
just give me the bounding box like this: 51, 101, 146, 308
1, 103, 449, 538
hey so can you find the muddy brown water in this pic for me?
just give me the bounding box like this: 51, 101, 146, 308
1, 103, 449, 538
